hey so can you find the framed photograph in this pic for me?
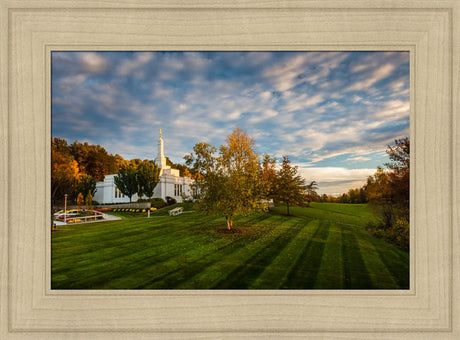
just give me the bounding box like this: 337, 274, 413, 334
1, 0, 459, 338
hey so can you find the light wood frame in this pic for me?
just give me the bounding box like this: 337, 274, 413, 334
1, 0, 459, 338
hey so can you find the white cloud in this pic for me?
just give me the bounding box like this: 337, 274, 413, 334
259, 91, 272, 100
348, 156, 371, 162
80, 52, 108, 73
248, 110, 278, 124
344, 63, 396, 92
376, 100, 409, 120
117, 52, 154, 76
297, 166, 375, 195
56, 74, 87, 92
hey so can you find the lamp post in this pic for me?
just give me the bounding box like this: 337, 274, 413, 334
64, 194, 68, 223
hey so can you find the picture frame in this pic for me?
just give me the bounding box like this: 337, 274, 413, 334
1, 0, 458, 338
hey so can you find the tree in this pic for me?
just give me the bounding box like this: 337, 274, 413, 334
385, 137, 410, 215
114, 164, 138, 202
51, 140, 80, 204
260, 154, 277, 200
272, 156, 307, 215
85, 190, 93, 213
366, 168, 394, 228
185, 128, 264, 230
76, 174, 96, 201
305, 181, 319, 206
69, 140, 126, 181
76, 192, 84, 211
137, 160, 160, 200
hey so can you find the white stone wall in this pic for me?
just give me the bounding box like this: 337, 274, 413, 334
95, 172, 193, 204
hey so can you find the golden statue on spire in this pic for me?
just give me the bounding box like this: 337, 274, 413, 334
159, 128, 162, 139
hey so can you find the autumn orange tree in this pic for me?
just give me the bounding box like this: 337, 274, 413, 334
365, 138, 410, 249
185, 128, 265, 230
51, 139, 80, 204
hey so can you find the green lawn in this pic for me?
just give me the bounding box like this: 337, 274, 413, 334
271, 202, 380, 227
52, 203, 409, 289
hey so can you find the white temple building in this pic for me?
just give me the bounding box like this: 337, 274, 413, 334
94, 130, 194, 204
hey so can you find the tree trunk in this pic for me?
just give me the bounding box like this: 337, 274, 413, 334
286, 202, 290, 215
226, 215, 233, 230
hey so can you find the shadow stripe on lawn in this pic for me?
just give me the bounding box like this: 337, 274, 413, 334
248, 219, 321, 289
341, 227, 373, 289
52, 218, 234, 287
211, 219, 305, 289
53, 214, 280, 288
283, 220, 329, 289
52, 229, 215, 289
100, 216, 287, 289
54, 232, 241, 289
369, 241, 409, 289
356, 237, 400, 289
173, 215, 293, 289
313, 222, 344, 289
52, 215, 226, 261
51, 221, 212, 268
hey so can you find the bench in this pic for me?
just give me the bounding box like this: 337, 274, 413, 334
168, 207, 184, 216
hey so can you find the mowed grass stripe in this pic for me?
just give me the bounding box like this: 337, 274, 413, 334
248, 219, 321, 289
212, 218, 305, 289
105, 216, 282, 289
356, 238, 399, 289
54, 214, 285, 289
52, 214, 226, 259
54, 227, 238, 289
52, 221, 212, 271
138, 229, 273, 289
365, 238, 409, 288
314, 223, 344, 289
341, 227, 373, 289
101, 232, 249, 289
52, 204, 409, 289
174, 215, 295, 289
52, 216, 228, 287
283, 220, 329, 288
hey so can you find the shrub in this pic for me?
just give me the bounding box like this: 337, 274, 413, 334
150, 198, 167, 209
165, 196, 176, 205
365, 217, 409, 251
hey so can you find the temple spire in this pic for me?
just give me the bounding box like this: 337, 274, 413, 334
155, 128, 169, 171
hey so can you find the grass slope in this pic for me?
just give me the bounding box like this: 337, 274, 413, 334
52, 203, 409, 289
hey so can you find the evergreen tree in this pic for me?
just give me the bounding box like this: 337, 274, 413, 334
273, 156, 307, 215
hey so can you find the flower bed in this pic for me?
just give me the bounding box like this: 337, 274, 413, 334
111, 207, 157, 213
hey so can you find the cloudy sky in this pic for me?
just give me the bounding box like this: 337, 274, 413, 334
51, 51, 410, 195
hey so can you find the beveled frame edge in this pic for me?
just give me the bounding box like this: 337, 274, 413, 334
1, 0, 459, 339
